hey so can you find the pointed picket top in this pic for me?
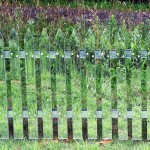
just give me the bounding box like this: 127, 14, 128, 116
71, 29, 79, 42
40, 28, 49, 39
9, 28, 18, 41
70, 29, 80, 49
64, 30, 70, 50
53, 28, 64, 54
100, 28, 111, 50
39, 28, 50, 53
25, 28, 33, 41
114, 28, 125, 49
24, 28, 34, 53
0, 32, 4, 55
9, 28, 19, 54
54, 28, 63, 43
84, 28, 95, 53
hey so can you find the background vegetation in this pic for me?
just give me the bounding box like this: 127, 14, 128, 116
0, 0, 150, 149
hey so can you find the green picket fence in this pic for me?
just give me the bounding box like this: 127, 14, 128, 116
0, 49, 149, 141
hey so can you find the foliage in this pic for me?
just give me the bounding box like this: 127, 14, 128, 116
0, 3, 149, 57
69, 28, 80, 52
84, 28, 95, 53
1, 0, 150, 10
53, 29, 64, 54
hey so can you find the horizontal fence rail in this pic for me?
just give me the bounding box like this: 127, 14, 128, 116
0, 49, 150, 141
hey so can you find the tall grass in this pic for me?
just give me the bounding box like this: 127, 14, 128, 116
0, 10, 149, 77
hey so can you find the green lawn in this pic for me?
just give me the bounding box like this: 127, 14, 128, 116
0, 140, 150, 150
0, 60, 150, 139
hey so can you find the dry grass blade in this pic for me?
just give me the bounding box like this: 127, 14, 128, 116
97, 138, 113, 145
63, 138, 74, 143
39, 140, 49, 145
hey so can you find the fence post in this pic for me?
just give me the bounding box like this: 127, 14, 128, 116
34, 50, 43, 139
50, 50, 58, 140
141, 50, 148, 141
19, 50, 29, 139
95, 50, 102, 140
125, 50, 132, 140
9, 29, 19, 80
110, 50, 118, 139
80, 50, 88, 141
4, 50, 14, 139
65, 50, 73, 140
0, 32, 4, 80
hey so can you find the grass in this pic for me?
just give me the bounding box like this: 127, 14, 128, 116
0, 58, 150, 140
1, 140, 150, 150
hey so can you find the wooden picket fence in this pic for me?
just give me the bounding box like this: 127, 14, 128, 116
0, 49, 149, 141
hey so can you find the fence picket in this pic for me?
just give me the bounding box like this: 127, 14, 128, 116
19, 50, 29, 139
39, 29, 49, 73
125, 49, 132, 140
9, 29, 19, 79
80, 50, 88, 141
4, 50, 14, 139
95, 50, 102, 140
50, 50, 58, 140
24, 29, 34, 77
141, 50, 148, 141
0, 49, 149, 141
0, 32, 4, 79
110, 50, 118, 139
65, 50, 73, 139
34, 50, 43, 139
